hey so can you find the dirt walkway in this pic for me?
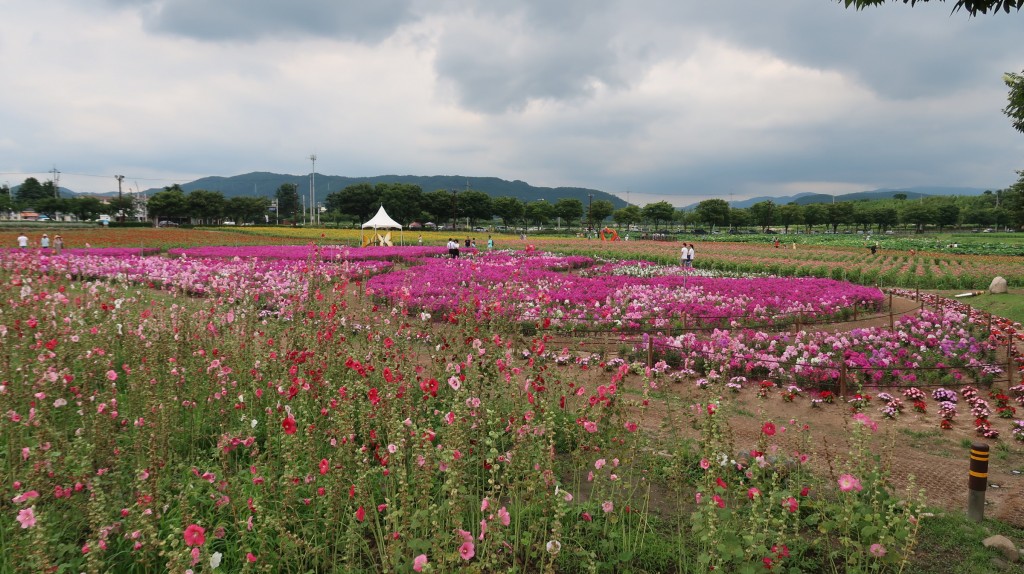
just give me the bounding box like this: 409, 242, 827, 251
575, 295, 1024, 525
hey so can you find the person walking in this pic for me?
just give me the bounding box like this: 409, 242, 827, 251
17, 232, 28, 249
417, 234, 423, 245
40, 234, 50, 251
53, 235, 64, 255
686, 243, 695, 269
487, 236, 494, 251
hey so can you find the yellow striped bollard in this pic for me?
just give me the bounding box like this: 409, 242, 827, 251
967, 443, 990, 522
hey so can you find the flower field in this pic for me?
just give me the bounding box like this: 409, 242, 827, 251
2, 236, 1023, 572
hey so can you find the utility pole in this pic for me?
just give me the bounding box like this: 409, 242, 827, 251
309, 154, 317, 227
588, 193, 594, 230
115, 175, 125, 222
450, 189, 458, 231
51, 167, 61, 198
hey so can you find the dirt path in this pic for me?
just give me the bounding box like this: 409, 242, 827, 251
574, 295, 1024, 525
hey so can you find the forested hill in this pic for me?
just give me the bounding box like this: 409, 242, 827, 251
151, 172, 628, 209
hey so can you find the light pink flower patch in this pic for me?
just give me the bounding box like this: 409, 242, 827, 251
838, 474, 863, 492
413, 554, 428, 571
16, 507, 36, 528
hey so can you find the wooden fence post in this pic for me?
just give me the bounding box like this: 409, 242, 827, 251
1008, 337, 1015, 389
839, 361, 847, 398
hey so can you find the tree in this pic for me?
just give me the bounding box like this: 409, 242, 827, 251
376, 183, 424, 224
841, 1, 1023, 16
275, 183, 302, 221
640, 201, 676, 230
589, 200, 615, 227
553, 198, 584, 229
492, 196, 525, 228
695, 199, 730, 231
748, 200, 777, 232
1004, 70, 1024, 134
108, 195, 136, 222
872, 206, 899, 232
729, 208, 752, 230
0, 184, 13, 214
455, 190, 493, 226
187, 190, 227, 224
777, 204, 804, 233
65, 196, 105, 221
420, 189, 455, 224
825, 202, 855, 233
15, 177, 49, 207
146, 186, 188, 225
935, 203, 961, 231
900, 202, 936, 231
227, 196, 271, 224
612, 205, 642, 228
801, 204, 825, 231
525, 200, 554, 226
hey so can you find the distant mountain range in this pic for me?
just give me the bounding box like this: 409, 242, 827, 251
22, 175, 990, 210
143, 172, 631, 209
707, 186, 990, 210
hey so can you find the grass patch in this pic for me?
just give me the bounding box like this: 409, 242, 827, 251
909, 511, 1024, 573
930, 290, 1024, 325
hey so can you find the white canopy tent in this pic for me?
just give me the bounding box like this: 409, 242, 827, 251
360, 205, 403, 247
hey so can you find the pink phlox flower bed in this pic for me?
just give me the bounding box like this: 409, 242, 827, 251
367, 251, 882, 328
655, 308, 998, 391
2, 251, 389, 311
167, 244, 452, 262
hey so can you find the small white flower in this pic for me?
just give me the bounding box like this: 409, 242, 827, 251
546, 540, 561, 555
210, 551, 222, 569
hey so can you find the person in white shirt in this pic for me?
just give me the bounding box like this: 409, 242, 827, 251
17, 233, 28, 248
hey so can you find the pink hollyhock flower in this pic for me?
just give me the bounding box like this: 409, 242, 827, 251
783, 497, 798, 513
583, 421, 598, 433
413, 554, 428, 572
497, 506, 511, 526
869, 543, 887, 557
356, 507, 366, 522
699, 458, 710, 470
11, 490, 39, 504
594, 459, 606, 470
602, 500, 614, 513
747, 487, 761, 500
246, 553, 257, 563
712, 495, 725, 508
183, 524, 205, 547
106, 370, 118, 381
838, 474, 863, 492
459, 542, 475, 560
16, 507, 36, 528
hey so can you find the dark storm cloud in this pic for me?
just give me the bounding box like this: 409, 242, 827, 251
430, 0, 1020, 115
432, 1, 663, 113
103, 0, 419, 43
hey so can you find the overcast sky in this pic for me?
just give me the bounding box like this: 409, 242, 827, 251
1, 0, 1021, 206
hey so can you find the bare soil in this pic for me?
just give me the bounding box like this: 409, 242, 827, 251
580, 295, 1024, 526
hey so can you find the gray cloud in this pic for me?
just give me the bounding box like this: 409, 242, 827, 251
105, 0, 420, 43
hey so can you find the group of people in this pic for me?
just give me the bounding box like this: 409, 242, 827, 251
445, 236, 495, 258
680, 242, 695, 268
16, 232, 64, 254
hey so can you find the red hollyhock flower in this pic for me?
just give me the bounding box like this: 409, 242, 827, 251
761, 422, 776, 436
281, 416, 297, 435
319, 458, 329, 475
